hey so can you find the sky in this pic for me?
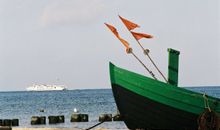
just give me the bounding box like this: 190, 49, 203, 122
0, 0, 219, 91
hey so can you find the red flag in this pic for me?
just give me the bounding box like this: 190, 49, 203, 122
105, 23, 130, 49
131, 31, 153, 40
104, 23, 119, 38
119, 37, 130, 48
119, 15, 140, 31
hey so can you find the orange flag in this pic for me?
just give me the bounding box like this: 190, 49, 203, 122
104, 23, 119, 38
131, 31, 153, 40
119, 15, 140, 31
105, 23, 130, 49
119, 37, 130, 49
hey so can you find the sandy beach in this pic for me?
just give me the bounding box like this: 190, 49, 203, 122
12, 128, 127, 130
13, 128, 82, 130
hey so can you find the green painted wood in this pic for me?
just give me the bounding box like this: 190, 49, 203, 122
109, 62, 220, 115
167, 48, 180, 86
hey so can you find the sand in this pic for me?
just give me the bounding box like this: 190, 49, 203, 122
13, 128, 82, 130
12, 128, 127, 130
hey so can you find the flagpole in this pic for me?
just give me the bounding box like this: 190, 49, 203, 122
127, 48, 157, 80
133, 38, 168, 83
118, 15, 168, 83
104, 22, 158, 80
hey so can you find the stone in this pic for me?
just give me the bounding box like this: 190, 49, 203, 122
48, 116, 58, 124
11, 119, 19, 126
31, 116, 40, 125
70, 114, 80, 122
113, 114, 123, 121
39, 116, 46, 125
3, 120, 11, 126
80, 114, 88, 122
98, 114, 112, 122
58, 115, 64, 123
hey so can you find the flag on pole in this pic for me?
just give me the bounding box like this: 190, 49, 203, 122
105, 23, 130, 49
131, 31, 153, 40
119, 37, 130, 49
104, 23, 119, 38
118, 15, 140, 31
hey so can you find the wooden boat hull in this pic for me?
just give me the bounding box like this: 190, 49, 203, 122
112, 84, 197, 129
109, 63, 220, 130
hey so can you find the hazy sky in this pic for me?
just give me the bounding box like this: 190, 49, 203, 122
0, 0, 219, 91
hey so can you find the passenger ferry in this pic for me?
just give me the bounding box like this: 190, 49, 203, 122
26, 84, 67, 91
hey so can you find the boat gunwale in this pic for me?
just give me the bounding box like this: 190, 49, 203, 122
109, 62, 220, 114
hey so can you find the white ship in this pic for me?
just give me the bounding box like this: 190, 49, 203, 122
26, 84, 67, 91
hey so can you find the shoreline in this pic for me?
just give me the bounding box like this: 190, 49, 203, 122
13, 128, 82, 130
0, 127, 128, 130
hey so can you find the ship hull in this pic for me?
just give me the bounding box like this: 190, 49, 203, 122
26, 85, 66, 91
109, 62, 220, 130
26, 89, 66, 91
112, 84, 197, 130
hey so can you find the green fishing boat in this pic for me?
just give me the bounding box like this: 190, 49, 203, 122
109, 48, 220, 130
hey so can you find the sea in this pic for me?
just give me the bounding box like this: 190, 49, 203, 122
0, 87, 220, 129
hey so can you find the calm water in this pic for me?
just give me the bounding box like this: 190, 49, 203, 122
0, 87, 220, 129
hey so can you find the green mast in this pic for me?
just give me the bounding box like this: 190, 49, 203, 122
167, 48, 180, 86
